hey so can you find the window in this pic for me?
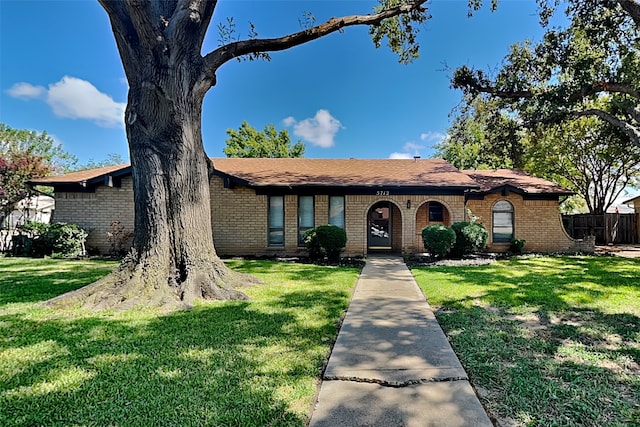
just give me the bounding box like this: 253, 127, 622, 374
428, 202, 444, 222
298, 196, 314, 245
329, 196, 345, 228
268, 196, 284, 246
492, 200, 514, 243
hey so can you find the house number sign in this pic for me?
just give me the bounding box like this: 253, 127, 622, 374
376, 191, 390, 196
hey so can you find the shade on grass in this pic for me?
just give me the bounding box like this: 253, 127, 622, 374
412, 256, 640, 427
0, 257, 359, 426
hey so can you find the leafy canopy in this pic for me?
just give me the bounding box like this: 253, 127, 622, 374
0, 123, 78, 224
224, 121, 305, 158
452, 0, 640, 146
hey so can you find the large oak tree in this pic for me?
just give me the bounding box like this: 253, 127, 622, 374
49, 0, 434, 310
452, 0, 640, 146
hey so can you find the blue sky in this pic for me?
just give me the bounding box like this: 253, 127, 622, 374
1, 0, 548, 164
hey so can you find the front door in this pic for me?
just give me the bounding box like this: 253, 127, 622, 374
368, 201, 392, 250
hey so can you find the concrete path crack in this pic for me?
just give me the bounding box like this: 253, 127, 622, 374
323, 375, 471, 388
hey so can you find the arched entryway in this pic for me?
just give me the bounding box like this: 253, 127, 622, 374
367, 201, 402, 252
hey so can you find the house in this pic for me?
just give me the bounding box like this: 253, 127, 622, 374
1, 195, 55, 252
29, 158, 592, 256
623, 194, 640, 241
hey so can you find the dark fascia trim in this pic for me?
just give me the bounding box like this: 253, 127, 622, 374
49, 184, 97, 194
212, 170, 479, 195
466, 185, 573, 201
253, 185, 472, 196
29, 166, 133, 193
88, 166, 131, 188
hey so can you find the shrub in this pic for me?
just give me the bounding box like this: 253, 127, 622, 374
15, 221, 87, 257
304, 225, 347, 262
302, 228, 323, 261
510, 238, 526, 255
450, 221, 489, 258
107, 221, 133, 257
421, 224, 456, 258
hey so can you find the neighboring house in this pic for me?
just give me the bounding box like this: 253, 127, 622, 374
623, 194, 640, 212
623, 194, 640, 241
29, 158, 592, 256
0, 195, 55, 252
2, 195, 55, 230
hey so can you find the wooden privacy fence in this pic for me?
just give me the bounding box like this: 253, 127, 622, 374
562, 213, 639, 245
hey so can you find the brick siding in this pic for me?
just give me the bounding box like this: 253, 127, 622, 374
52, 176, 585, 256
466, 193, 583, 253
53, 179, 134, 254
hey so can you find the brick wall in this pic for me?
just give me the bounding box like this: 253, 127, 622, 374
53, 178, 135, 254
466, 193, 584, 253
52, 175, 582, 256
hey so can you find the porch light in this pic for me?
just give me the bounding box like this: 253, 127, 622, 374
406, 200, 411, 209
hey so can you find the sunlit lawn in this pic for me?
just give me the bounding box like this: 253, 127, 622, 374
0, 257, 359, 427
412, 256, 640, 427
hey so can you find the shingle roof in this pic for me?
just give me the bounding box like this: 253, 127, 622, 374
28, 159, 570, 196
29, 164, 130, 185
212, 158, 478, 188
461, 169, 573, 195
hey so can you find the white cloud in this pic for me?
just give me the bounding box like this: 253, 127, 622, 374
7, 76, 126, 128
388, 140, 426, 159
6, 82, 46, 99
284, 109, 343, 148
47, 76, 125, 127
402, 141, 425, 154
389, 152, 414, 159
420, 131, 446, 142
282, 116, 296, 127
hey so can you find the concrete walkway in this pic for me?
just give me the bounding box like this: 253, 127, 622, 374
308, 255, 493, 427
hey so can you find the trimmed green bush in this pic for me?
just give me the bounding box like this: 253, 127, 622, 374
510, 238, 526, 254
16, 221, 87, 257
304, 225, 347, 262
450, 221, 489, 258
421, 224, 456, 258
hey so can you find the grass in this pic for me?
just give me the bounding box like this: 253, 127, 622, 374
412, 255, 640, 427
0, 257, 360, 427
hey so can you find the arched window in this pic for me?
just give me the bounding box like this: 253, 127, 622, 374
492, 200, 514, 243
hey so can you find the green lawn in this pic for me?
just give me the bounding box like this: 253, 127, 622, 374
0, 257, 360, 427
412, 256, 640, 427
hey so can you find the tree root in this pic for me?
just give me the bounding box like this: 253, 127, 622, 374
45, 257, 260, 312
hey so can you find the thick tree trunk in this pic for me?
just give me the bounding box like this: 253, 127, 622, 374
47, 68, 253, 311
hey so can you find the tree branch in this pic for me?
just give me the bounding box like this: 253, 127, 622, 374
203, 0, 428, 71
533, 108, 640, 147
618, 0, 640, 26
568, 81, 640, 101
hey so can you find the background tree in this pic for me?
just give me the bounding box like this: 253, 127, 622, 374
79, 153, 126, 170
224, 121, 305, 158
0, 123, 78, 172
0, 123, 77, 227
437, 97, 640, 214
452, 0, 640, 146
445, 0, 640, 213
525, 118, 640, 214
435, 94, 522, 169
0, 152, 51, 228
49, 0, 433, 310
